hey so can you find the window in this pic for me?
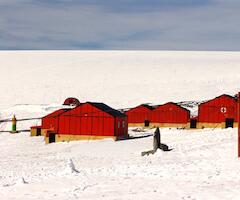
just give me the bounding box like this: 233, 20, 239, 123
118, 122, 120, 128
122, 121, 125, 128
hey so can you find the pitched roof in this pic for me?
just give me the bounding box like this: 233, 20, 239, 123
126, 104, 154, 112
87, 102, 126, 117
141, 104, 155, 110
154, 102, 190, 113
43, 108, 71, 119
200, 94, 237, 106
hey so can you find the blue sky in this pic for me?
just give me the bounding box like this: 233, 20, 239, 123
0, 0, 239, 50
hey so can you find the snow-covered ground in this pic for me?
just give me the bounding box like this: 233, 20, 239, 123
0, 50, 240, 199
0, 128, 239, 200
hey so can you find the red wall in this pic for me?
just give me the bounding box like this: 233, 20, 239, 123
58, 103, 127, 137
126, 105, 152, 123
198, 95, 237, 123
151, 103, 190, 123
42, 109, 67, 131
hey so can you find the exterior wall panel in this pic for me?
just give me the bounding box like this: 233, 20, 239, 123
41, 109, 68, 131
126, 106, 152, 122
198, 95, 238, 124
151, 103, 190, 125
57, 103, 127, 138
126, 105, 152, 126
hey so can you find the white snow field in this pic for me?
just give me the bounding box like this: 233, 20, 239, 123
0, 50, 240, 199
0, 128, 240, 200
0, 51, 240, 110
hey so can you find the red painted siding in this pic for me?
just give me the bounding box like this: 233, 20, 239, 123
151, 102, 190, 123
126, 105, 152, 123
198, 95, 238, 123
41, 109, 69, 131
58, 103, 128, 137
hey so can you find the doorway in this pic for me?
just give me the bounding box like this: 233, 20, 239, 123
225, 118, 234, 128
144, 120, 150, 127
190, 119, 197, 129
36, 128, 41, 136
49, 133, 56, 143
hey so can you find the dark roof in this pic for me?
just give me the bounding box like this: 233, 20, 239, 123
126, 104, 154, 112
141, 104, 155, 110
87, 102, 126, 117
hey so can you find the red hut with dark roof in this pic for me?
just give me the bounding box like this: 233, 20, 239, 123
45, 102, 128, 143
125, 104, 153, 127
151, 102, 190, 128
197, 94, 238, 129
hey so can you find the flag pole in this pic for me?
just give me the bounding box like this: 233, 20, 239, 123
238, 92, 240, 157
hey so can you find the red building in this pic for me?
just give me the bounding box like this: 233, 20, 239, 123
125, 104, 153, 127
45, 102, 128, 143
197, 94, 238, 129
151, 102, 190, 128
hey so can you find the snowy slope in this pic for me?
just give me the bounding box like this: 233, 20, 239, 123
0, 51, 240, 111
178, 100, 206, 117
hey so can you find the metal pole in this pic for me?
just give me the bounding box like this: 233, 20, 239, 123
238, 92, 240, 157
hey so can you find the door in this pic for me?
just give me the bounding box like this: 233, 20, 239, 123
190, 119, 197, 129
225, 118, 234, 128
36, 128, 41, 136
144, 120, 150, 127
49, 133, 56, 143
